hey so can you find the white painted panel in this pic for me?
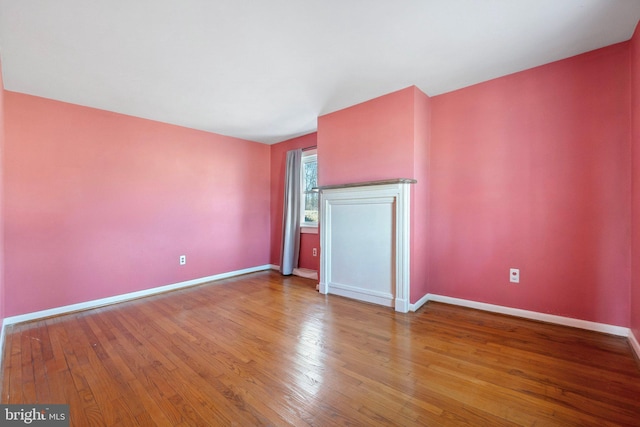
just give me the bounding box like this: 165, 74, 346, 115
330, 202, 394, 296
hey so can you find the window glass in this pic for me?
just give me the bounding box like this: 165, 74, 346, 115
301, 152, 318, 226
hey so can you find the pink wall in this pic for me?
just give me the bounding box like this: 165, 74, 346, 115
631, 23, 640, 338
299, 232, 320, 272
318, 87, 416, 187
411, 88, 431, 302
269, 133, 319, 272
4, 92, 271, 317
430, 43, 632, 326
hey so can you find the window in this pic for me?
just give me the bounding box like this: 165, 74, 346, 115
301, 150, 318, 227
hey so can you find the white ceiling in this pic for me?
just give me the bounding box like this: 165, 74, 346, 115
1, 1, 639, 144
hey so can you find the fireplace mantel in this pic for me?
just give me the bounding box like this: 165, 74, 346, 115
316, 178, 417, 191
318, 179, 416, 312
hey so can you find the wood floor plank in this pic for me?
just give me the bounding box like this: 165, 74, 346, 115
1, 325, 15, 402
2, 271, 639, 426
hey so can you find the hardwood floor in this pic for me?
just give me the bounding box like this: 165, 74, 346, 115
2, 271, 639, 426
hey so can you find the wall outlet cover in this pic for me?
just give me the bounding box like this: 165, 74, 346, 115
510, 268, 519, 283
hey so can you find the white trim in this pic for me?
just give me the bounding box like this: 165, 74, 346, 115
327, 281, 394, 307
629, 330, 640, 360
396, 182, 411, 313
319, 182, 412, 313
422, 293, 630, 337
413, 291, 640, 359
2, 265, 273, 326
409, 293, 430, 312
300, 226, 318, 234
301, 151, 318, 228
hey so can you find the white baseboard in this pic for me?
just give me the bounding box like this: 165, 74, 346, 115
416, 293, 630, 337
2, 264, 273, 326
409, 293, 430, 312
629, 329, 640, 361
327, 281, 395, 308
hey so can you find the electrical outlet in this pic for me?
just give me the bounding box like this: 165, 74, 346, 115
510, 268, 519, 283
179, 255, 186, 265
313, 248, 318, 257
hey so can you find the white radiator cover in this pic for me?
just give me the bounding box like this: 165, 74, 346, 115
318, 180, 412, 313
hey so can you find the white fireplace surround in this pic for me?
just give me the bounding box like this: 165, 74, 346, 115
318, 179, 416, 313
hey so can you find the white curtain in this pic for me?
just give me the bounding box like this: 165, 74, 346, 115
280, 149, 302, 275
